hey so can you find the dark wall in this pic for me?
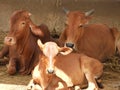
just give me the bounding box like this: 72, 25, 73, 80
0, 0, 120, 34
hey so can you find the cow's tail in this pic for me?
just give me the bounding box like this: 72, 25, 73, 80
110, 27, 120, 55
95, 78, 104, 89
110, 27, 119, 40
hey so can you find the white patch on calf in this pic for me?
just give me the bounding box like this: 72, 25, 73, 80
33, 65, 40, 79
74, 85, 80, 90
33, 84, 42, 90
55, 67, 73, 87
85, 82, 96, 90
55, 82, 64, 90
27, 80, 34, 90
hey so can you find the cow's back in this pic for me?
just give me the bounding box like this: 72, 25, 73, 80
77, 24, 115, 61
55, 53, 85, 86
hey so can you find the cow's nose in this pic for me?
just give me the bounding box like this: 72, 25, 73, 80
5, 37, 13, 42
66, 43, 74, 48
47, 68, 54, 74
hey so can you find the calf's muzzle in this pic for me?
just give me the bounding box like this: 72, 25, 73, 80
47, 68, 54, 74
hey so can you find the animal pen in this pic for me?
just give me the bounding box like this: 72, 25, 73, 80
0, 0, 120, 90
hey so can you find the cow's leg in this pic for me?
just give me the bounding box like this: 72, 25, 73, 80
0, 44, 9, 58
0, 45, 9, 65
21, 67, 32, 75
7, 58, 16, 75
19, 58, 26, 74
21, 59, 36, 75
27, 79, 42, 90
84, 73, 98, 90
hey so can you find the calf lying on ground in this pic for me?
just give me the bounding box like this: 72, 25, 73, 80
27, 65, 70, 90
28, 39, 103, 90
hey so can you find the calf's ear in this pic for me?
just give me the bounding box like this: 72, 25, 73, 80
37, 39, 44, 50
59, 47, 73, 55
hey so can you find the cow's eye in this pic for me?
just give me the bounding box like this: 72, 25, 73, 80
79, 24, 83, 28
21, 21, 26, 26
65, 23, 68, 26
65, 21, 68, 26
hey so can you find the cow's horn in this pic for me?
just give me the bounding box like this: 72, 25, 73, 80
85, 9, 95, 16
62, 7, 69, 14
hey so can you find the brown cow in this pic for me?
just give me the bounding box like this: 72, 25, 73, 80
27, 39, 103, 90
0, 10, 53, 75
59, 9, 120, 62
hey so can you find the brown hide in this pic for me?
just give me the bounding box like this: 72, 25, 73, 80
59, 10, 119, 62
0, 10, 52, 75
54, 53, 103, 89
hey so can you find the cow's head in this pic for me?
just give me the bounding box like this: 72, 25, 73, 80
4, 10, 32, 45
63, 8, 94, 49
37, 39, 73, 74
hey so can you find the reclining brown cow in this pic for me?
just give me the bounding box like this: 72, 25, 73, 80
27, 39, 103, 90
59, 8, 120, 62
0, 10, 54, 75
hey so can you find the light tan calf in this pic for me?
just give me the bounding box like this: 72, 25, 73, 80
28, 39, 103, 90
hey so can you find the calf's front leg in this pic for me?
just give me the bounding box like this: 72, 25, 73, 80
27, 79, 42, 90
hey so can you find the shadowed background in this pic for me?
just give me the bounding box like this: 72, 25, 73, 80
0, 0, 120, 33
0, 0, 120, 90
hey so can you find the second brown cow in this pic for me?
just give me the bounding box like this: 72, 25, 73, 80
59, 9, 120, 62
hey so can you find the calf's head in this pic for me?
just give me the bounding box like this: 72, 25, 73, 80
37, 39, 73, 74
63, 9, 94, 49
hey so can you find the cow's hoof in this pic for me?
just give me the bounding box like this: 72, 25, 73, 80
7, 65, 16, 75
19, 67, 25, 73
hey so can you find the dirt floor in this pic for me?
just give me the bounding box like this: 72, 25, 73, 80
0, 65, 120, 90
0, 0, 120, 90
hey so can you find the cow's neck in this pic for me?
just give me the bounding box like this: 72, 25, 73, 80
79, 27, 85, 39
17, 30, 31, 55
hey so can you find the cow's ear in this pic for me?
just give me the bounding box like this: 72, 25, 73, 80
37, 39, 44, 50
59, 47, 73, 55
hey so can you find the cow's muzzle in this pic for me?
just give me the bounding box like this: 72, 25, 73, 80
4, 37, 16, 45
66, 43, 74, 48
